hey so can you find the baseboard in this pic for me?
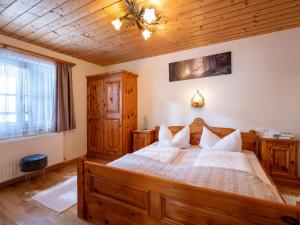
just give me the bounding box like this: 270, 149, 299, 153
0, 157, 79, 189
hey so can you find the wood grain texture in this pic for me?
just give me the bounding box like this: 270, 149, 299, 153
0, 162, 95, 225
87, 70, 138, 160
259, 137, 300, 183
78, 158, 300, 225
132, 130, 155, 152
0, 0, 299, 65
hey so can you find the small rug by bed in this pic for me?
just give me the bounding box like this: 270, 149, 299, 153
32, 176, 77, 213
281, 193, 300, 205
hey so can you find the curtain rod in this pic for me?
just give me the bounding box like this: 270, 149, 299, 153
0, 43, 76, 67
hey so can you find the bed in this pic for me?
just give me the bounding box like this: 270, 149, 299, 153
78, 118, 300, 225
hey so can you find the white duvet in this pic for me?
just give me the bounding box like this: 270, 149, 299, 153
193, 150, 253, 174
134, 145, 180, 163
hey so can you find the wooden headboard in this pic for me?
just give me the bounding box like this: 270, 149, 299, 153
154, 118, 257, 152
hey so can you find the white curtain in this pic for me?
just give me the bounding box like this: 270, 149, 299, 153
0, 48, 56, 140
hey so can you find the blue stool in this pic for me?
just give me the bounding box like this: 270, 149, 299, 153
20, 154, 48, 182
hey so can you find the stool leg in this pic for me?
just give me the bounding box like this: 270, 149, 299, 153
25, 173, 29, 183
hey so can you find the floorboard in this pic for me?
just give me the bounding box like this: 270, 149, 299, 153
0, 162, 95, 225
278, 185, 300, 195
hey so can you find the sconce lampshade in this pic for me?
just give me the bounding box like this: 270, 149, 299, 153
191, 90, 205, 107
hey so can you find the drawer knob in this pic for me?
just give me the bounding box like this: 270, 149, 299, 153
290, 161, 295, 165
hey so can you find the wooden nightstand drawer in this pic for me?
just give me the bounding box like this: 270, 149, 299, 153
259, 137, 299, 183
268, 142, 296, 179
132, 130, 155, 152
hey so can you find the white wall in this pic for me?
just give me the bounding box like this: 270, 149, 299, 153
0, 34, 104, 176
105, 27, 300, 175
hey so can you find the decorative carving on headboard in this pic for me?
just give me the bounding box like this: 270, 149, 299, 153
154, 118, 257, 152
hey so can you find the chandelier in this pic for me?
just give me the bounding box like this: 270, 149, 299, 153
112, 0, 161, 40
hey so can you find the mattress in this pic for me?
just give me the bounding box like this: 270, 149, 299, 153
132, 142, 282, 202
175, 149, 271, 185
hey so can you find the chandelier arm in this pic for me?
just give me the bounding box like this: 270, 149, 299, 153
119, 13, 130, 21
136, 20, 144, 30
113, 0, 160, 39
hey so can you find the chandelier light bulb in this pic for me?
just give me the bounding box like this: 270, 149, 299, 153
112, 19, 122, 31
143, 8, 156, 24
142, 29, 152, 40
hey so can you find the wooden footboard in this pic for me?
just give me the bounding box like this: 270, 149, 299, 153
78, 158, 300, 225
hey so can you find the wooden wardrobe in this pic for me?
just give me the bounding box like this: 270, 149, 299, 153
87, 70, 138, 160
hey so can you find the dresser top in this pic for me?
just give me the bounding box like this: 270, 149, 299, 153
259, 136, 299, 143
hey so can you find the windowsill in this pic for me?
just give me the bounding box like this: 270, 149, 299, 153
0, 132, 62, 146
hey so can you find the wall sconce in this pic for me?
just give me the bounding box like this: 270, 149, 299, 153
191, 90, 205, 107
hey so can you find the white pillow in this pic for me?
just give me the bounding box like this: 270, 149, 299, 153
200, 127, 221, 148
158, 124, 190, 148
200, 127, 242, 152
158, 124, 173, 147
172, 126, 190, 148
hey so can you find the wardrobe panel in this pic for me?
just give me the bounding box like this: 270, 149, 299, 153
87, 71, 138, 160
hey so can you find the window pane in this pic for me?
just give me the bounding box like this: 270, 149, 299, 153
0, 75, 17, 94
0, 114, 16, 123
0, 96, 4, 112
0, 48, 56, 140
8, 114, 16, 123
8, 96, 16, 113
0, 96, 16, 113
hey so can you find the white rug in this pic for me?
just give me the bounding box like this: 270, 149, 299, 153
32, 176, 77, 213
282, 194, 300, 205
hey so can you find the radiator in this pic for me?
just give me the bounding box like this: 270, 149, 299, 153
0, 133, 64, 183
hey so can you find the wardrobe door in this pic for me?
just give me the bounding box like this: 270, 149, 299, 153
87, 79, 104, 155
103, 77, 122, 158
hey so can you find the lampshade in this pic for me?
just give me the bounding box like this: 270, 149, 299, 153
112, 19, 122, 31
191, 90, 205, 107
144, 8, 156, 24
142, 29, 152, 40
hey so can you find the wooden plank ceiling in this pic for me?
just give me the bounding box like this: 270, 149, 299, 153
0, 0, 299, 66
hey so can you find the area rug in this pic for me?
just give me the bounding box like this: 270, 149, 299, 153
281, 193, 300, 205
32, 176, 77, 213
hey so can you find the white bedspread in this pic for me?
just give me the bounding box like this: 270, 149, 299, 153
193, 151, 253, 174
111, 143, 282, 202
134, 145, 180, 163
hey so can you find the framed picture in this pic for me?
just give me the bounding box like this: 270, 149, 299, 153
169, 52, 231, 82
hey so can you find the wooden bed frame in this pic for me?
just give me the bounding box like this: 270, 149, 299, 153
78, 118, 300, 225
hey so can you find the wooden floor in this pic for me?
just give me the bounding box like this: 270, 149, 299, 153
278, 185, 300, 196
0, 162, 95, 225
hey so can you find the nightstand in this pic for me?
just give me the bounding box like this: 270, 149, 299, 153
132, 130, 155, 152
258, 136, 299, 185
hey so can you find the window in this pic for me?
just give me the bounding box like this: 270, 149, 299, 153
0, 48, 56, 140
